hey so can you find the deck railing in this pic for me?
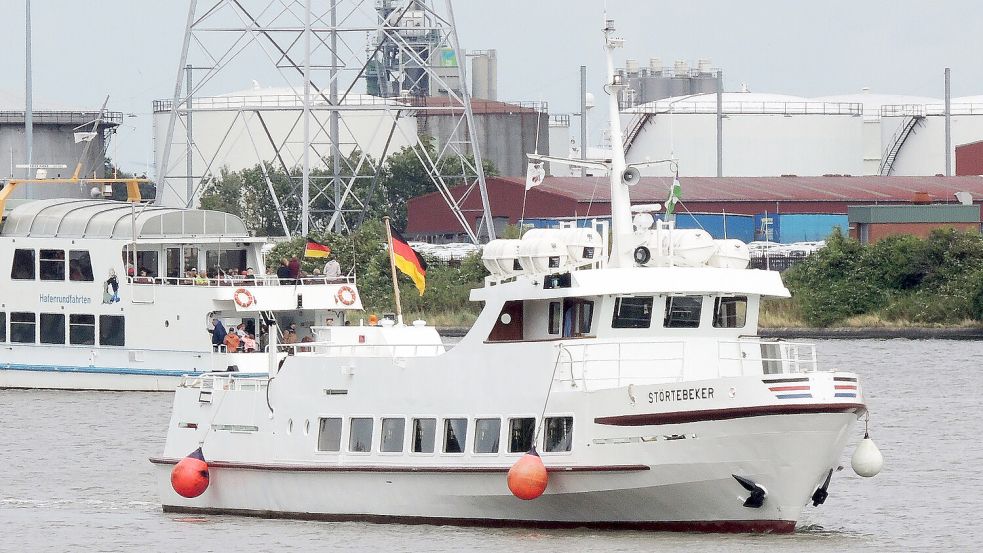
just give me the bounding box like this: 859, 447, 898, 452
127, 274, 355, 287
555, 338, 818, 390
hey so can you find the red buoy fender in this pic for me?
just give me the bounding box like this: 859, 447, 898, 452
507, 447, 548, 500
171, 447, 210, 498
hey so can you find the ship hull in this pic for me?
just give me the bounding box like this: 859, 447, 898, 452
153, 410, 856, 533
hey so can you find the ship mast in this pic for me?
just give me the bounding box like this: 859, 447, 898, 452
602, 19, 633, 268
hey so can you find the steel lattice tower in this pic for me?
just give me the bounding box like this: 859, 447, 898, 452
156, 0, 495, 241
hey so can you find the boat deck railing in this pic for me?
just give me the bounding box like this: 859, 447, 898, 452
554, 338, 818, 390
284, 340, 449, 358
127, 274, 354, 287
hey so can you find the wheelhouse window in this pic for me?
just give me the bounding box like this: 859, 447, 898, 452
99, 315, 125, 346
412, 418, 436, 453
206, 249, 248, 276
612, 296, 654, 329
664, 296, 703, 328
0, 312, 6, 342
713, 296, 748, 328
39, 249, 65, 281
443, 418, 468, 453
69, 314, 96, 345
317, 417, 342, 452
508, 417, 535, 453
39, 313, 65, 344
543, 416, 574, 453
349, 417, 373, 453
380, 418, 405, 453
69, 251, 94, 282
473, 418, 501, 454
548, 302, 562, 335
10, 312, 36, 343
562, 299, 594, 337
11, 249, 35, 280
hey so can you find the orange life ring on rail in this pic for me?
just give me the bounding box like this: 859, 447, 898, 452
233, 288, 255, 308
336, 285, 357, 306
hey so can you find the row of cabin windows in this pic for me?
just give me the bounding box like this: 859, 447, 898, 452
316, 416, 573, 455
0, 312, 124, 346
611, 295, 748, 329
11, 249, 94, 282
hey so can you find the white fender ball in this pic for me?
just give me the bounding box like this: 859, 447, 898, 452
851, 436, 883, 478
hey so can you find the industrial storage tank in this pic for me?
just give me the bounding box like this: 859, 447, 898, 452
814, 92, 940, 175
622, 91, 864, 177
152, 85, 419, 207
879, 96, 983, 176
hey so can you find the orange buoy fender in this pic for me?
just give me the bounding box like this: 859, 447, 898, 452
171, 447, 210, 498
507, 447, 548, 500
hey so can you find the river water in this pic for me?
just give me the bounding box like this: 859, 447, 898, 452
1, 339, 979, 552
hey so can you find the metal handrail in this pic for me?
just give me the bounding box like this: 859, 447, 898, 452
127, 274, 355, 287
629, 101, 862, 116
881, 103, 983, 117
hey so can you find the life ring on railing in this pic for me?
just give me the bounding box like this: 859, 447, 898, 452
233, 288, 255, 308
336, 285, 357, 306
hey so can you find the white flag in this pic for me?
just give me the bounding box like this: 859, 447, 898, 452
525, 162, 546, 190
74, 132, 97, 143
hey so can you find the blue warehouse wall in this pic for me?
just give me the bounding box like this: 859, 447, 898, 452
773, 214, 848, 242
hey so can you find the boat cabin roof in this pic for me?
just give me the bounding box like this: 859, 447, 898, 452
470, 266, 791, 301
1, 199, 251, 240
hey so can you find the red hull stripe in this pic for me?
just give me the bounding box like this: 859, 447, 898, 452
149, 458, 649, 473
161, 505, 796, 534
834, 385, 857, 390
768, 385, 811, 392
594, 403, 867, 426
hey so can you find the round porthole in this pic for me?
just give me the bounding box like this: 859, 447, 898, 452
164, 320, 170, 328
500, 313, 512, 325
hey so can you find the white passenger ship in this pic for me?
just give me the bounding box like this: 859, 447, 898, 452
0, 198, 362, 391
151, 21, 876, 532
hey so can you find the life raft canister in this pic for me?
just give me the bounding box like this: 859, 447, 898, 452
233, 288, 255, 308
336, 285, 357, 306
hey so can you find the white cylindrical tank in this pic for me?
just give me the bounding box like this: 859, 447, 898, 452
707, 239, 751, 269
523, 228, 602, 266
481, 239, 523, 277
671, 229, 716, 267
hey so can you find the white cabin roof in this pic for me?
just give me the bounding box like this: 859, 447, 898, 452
1, 199, 250, 240
471, 266, 791, 301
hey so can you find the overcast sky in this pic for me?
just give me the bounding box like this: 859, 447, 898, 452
1, 0, 981, 174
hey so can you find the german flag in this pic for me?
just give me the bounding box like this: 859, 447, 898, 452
304, 239, 331, 258
390, 229, 427, 295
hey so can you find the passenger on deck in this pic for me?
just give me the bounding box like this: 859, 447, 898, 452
242, 334, 257, 352
276, 258, 291, 283
288, 256, 301, 282
210, 319, 227, 351
282, 323, 299, 355
193, 270, 208, 286
298, 335, 314, 353
235, 323, 247, 338
224, 331, 241, 353
323, 255, 341, 279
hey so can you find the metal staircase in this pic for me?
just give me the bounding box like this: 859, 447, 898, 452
879, 115, 925, 176
622, 112, 654, 155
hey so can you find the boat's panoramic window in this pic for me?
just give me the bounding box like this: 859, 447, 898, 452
380, 418, 405, 453
11, 249, 35, 280
611, 296, 654, 329
10, 312, 36, 343
664, 296, 703, 328
39, 249, 65, 281
548, 302, 562, 335
561, 299, 594, 337
473, 418, 501, 454
99, 315, 125, 347
317, 417, 342, 452
39, 313, 65, 345
349, 417, 373, 453
443, 418, 468, 454
207, 250, 248, 275
0, 312, 6, 342
68, 251, 94, 282
543, 416, 574, 453
69, 314, 96, 345
412, 418, 436, 453
508, 417, 535, 453
713, 296, 748, 328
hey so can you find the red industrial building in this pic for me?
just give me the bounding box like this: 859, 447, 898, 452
406, 176, 983, 242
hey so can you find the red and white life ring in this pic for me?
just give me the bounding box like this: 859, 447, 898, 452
233, 288, 255, 308
336, 285, 357, 306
